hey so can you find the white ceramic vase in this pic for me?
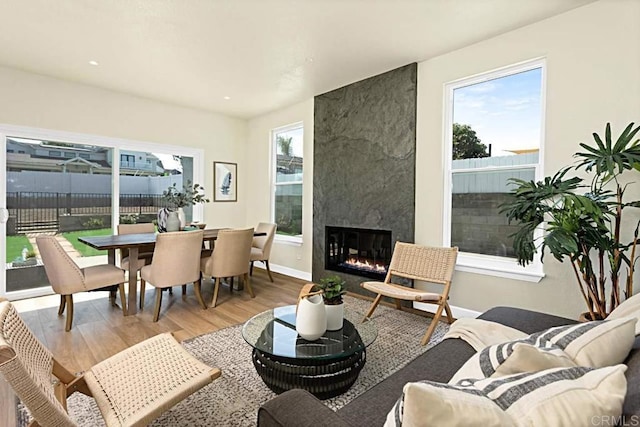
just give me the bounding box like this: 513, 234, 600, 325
177, 207, 186, 229
325, 303, 344, 331
296, 294, 327, 341
166, 211, 181, 232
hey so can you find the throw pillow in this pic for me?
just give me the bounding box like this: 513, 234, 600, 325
537, 317, 637, 367
608, 292, 640, 335
449, 339, 575, 384
385, 365, 628, 427
450, 317, 637, 384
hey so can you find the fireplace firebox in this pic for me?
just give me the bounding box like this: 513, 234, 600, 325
325, 226, 392, 280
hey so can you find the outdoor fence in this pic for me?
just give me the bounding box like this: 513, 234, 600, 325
6, 192, 170, 234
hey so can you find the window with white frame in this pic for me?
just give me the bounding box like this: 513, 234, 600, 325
443, 59, 545, 281
272, 123, 303, 242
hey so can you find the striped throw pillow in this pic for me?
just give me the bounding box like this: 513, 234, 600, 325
450, 317, 637, 384
385, 365, 628, 427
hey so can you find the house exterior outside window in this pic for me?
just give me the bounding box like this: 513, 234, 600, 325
443, 59, 546, 282
272, 123, 303, 243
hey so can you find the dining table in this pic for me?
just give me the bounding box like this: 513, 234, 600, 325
79, 228, 266, 315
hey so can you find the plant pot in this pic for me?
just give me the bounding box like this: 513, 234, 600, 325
296, 294, 326, 341
177, 207, 186, 229
166, 211, 181, 232
578, 311, 604, 322
325, 303, 344, 331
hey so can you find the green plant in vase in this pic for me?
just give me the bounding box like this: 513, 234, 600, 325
318, 275, 347, 331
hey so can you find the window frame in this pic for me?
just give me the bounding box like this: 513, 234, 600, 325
442, 58, 547, 282
271, 122, 304, 245
0, 123, 205, 300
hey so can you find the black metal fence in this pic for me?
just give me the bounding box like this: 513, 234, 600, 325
6, 192, 169, 233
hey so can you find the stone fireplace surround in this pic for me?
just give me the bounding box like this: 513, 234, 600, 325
312, 63, 417, 295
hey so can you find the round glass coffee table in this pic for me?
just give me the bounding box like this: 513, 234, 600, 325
242, 305, 377, 399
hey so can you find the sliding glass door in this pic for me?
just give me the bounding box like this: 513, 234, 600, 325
0, 126, 204, 300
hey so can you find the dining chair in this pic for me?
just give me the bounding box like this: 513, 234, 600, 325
0, 299, 221, 427
36, 235, 127, 331
201, 227, 254, 307
140, 230, 206, 322
117, 223, 156, 309
249, 222, 277, 282
360, 242, 458, 345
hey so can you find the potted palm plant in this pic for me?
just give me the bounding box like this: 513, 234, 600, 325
501, 122, 640, 320
318, 275, 347, 330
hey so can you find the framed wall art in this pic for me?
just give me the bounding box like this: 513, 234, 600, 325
213, 161, 237, 202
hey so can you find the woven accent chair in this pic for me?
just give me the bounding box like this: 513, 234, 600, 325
249, 222, 277, 282
201, 227, 254, 307
0, 300, 221, 427
140, 230, 205, 322
36, 236, 126, 332
361, 242, 458, 346
117, 223, 156, 309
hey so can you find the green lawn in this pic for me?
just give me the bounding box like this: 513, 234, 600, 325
62, 228, 112, 257
6, 235, 34, 263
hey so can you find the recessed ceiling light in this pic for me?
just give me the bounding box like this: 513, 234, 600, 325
88, 60, 99, 66
305, 57, 314, 63
223, 96, 231, 100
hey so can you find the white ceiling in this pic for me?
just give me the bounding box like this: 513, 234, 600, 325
0, 0, 596, 119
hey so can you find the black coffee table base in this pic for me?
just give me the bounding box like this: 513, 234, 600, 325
252, 348, 367, 399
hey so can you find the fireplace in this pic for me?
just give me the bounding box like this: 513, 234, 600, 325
325, 226, 392, 280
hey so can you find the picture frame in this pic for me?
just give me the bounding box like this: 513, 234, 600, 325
213, 161, 237, 202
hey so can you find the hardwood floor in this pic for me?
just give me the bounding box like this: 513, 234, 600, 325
0, 270, 306, 426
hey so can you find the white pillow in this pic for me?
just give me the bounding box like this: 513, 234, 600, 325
385, 365, 628, 427
539, 318, 637, 366
450, 317, 637, 384
608, 292, 640, 335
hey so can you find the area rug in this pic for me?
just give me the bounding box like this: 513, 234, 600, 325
17, 296, 449, 426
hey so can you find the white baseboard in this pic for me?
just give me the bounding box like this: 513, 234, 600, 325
413, 301, 481, 319
253, 262, 312, 282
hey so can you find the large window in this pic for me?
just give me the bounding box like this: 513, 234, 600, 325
1, 126, 205, 300
444, 59, 545, 281
272, 123, 303, 242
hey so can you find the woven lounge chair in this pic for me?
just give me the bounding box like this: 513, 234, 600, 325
360, 242, 458, 346
0, 299, 221, 427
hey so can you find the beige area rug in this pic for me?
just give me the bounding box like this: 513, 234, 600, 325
17, 296, 449, 426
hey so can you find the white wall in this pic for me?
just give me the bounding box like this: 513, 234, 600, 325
244, 0, 640, 318
0, 65, 248, 228
246, 99, 314, 278
416, 0, 640, 318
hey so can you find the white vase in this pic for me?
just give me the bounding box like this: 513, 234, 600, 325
296, 294, 327, 341
166, 211, 181, 232
325, 303, 344, 331
177, 207, 186, 229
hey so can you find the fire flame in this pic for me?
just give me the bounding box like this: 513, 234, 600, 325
344, 258, 387, 273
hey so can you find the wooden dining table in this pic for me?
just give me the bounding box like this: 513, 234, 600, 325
79, 228, 265, 315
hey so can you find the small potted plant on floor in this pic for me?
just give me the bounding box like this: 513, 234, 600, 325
318, 275, 347, 330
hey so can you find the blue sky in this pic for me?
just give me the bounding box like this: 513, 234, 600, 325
453, 67, 542, 157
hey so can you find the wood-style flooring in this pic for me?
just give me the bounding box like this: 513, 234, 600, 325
0, 270, 306, 427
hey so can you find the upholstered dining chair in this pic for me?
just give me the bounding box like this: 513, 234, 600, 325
0, 299, 221, 427
201, 227, 254, 308
360, 242, 458, 346
249, 222, 277, 282
140, 230, 205, 322
36, 235, 127, 332
117, 223, 156, 309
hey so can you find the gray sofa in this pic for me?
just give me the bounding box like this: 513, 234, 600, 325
258, 306, 640, 426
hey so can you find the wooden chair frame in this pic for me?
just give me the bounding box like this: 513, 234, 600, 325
361, 242, 458, 346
